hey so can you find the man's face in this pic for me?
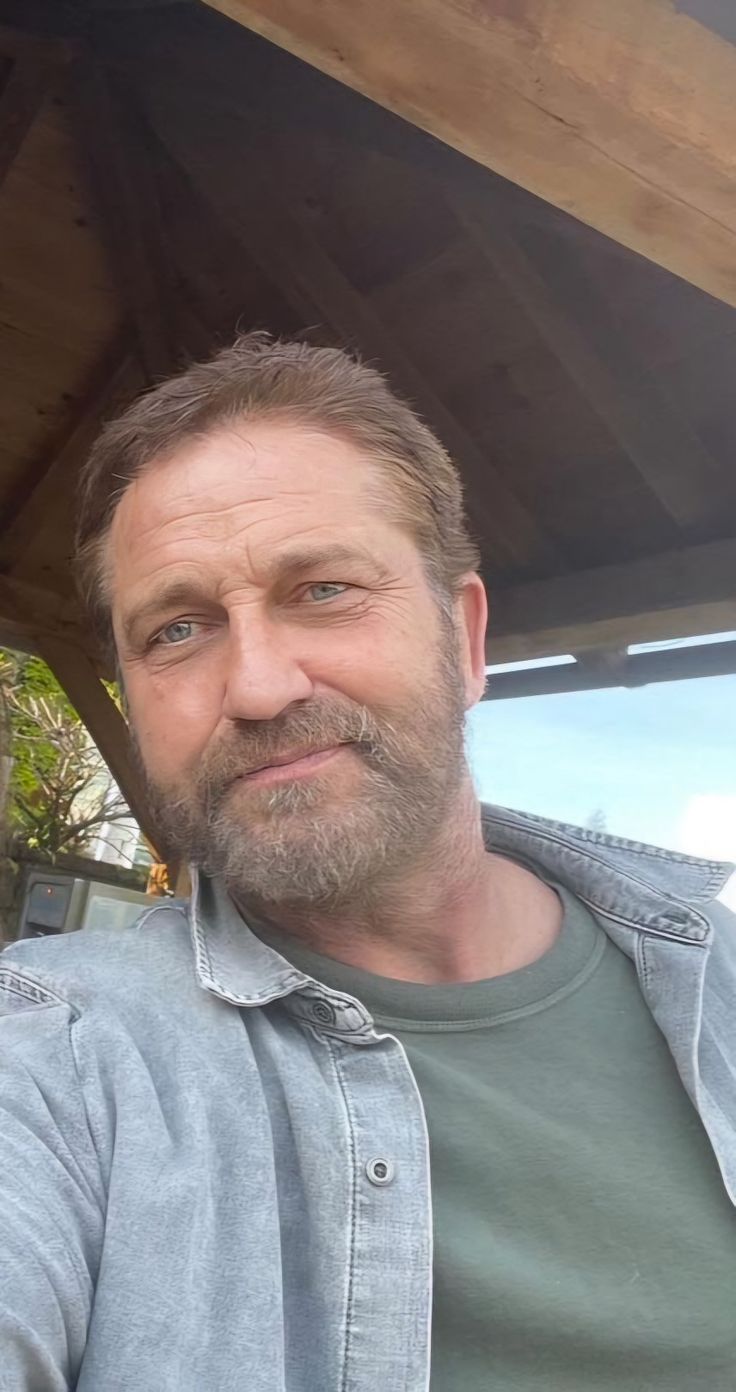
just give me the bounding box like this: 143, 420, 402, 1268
109, 421, 486, 909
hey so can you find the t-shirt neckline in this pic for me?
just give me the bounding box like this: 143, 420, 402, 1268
245, 879, 606, 1032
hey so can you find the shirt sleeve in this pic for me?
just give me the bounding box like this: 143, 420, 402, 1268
0, 978, 105, 1391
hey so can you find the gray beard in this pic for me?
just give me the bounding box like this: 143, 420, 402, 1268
136, 648, 468, 914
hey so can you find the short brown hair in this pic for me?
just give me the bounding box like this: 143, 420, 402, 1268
75, 333, 480, 655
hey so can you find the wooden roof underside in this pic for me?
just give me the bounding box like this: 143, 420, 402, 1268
0, 0, 734, 838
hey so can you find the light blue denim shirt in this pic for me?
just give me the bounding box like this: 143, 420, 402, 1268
1, 804, 735, 1391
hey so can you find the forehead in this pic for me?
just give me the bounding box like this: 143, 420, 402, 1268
118, 420, 383, 528
107, 420, 404, 598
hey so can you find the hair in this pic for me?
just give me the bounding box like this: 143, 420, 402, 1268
75, 333, 481, 657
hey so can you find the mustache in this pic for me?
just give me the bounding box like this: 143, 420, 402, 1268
192, 699, 390, 803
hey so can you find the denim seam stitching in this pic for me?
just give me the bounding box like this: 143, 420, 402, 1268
0, 969, 68, 1007
326, 1039, 359, 1392
488, 812, 726, 911
132, 903, 173, 933
486, 806, 729, 873
638, 936, 653, 993
585, 897, 710, 946
190, 901, 308, 1005
69, 1016, 108, 1204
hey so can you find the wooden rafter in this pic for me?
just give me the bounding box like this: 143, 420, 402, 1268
0, 574, 92, 662
0, 47, 63, 191
202, 0, 736, 308
0, 619, 37, 655
0, 5, 80, 43
453, 191, 732, 536
485, 639, 736, 702
131, 86, 562, 576
72, 61, 183, 382
0, 336, 144, 576
488, 536, 736, 664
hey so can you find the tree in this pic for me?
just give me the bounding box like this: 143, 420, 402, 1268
0, 648, 136, 860
585, 807, 609, 835
0, 660, 13, 859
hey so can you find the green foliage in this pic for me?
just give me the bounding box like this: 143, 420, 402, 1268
1, 652, 74, 799
0, 648, 131, 858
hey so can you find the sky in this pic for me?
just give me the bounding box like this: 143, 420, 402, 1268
465, 649, 736, 910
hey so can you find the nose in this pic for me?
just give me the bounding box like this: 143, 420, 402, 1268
220, 616, 315, 723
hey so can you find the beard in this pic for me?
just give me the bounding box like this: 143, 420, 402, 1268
135, 634, 469, 913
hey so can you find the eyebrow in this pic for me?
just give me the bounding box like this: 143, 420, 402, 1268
122, 582, 208, 646
121, 543, 392, 645
263, 542, 391, 584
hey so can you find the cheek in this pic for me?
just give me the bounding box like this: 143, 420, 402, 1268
124, 664, 223, 777
317, 619, 434, 706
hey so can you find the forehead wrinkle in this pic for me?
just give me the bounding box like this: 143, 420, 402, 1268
113, 423, 388, 556
109, 427, 413, 628
118, 474, 363, 556
117, 515, 392, 620
144, 507, 333, 571
115, 492, 288, 552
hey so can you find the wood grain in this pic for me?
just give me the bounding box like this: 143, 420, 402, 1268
488, 537, 736, 662
203, 0, 736, 305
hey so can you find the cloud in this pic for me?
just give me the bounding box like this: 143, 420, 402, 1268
676, 795, 736, 909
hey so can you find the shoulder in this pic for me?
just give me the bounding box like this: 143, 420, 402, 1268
0, 905, 195, 1214
0, 903, 205, 1154
482, 803, 734, 907
0, 899, 194, 1021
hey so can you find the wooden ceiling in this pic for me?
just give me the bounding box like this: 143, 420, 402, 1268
0, 0, 735, 763
206, 0, 736, 309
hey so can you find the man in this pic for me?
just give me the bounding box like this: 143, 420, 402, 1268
1, 334, 735, 1391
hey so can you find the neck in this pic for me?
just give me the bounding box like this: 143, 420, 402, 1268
236, 788, 562, 984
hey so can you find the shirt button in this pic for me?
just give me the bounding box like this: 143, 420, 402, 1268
365, 1157, 395, 1187
311, 999, 336, 1026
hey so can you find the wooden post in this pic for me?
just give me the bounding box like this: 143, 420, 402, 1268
34, 635, 164, 861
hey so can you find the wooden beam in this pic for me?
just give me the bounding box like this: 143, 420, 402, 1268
572, 646, 628, 679
133, 86, 560, 576
453, 193, 731, 535
485, 638, 736, 700
487, 536, 736, 663
0, 5, 80, 43
0, 49, 61, 191
0, 621, 37, 656
72, 62, 181, 381
202, 0, 736, 308
72, 61, 214, 375
34, 634, 162, 857
0, 574, 88, 647
0, 337, 143, 575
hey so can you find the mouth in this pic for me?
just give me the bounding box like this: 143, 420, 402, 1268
237, 743, 349, 788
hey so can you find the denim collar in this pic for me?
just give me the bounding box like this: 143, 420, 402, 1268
188, 803, 733, 1008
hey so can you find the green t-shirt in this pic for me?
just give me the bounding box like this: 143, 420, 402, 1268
252, 883, 736, 1388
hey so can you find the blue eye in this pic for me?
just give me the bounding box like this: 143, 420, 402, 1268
307, 583, 348, 603
158, 620, 196, 645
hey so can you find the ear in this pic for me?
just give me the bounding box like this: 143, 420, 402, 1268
453, 573, 488, 709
